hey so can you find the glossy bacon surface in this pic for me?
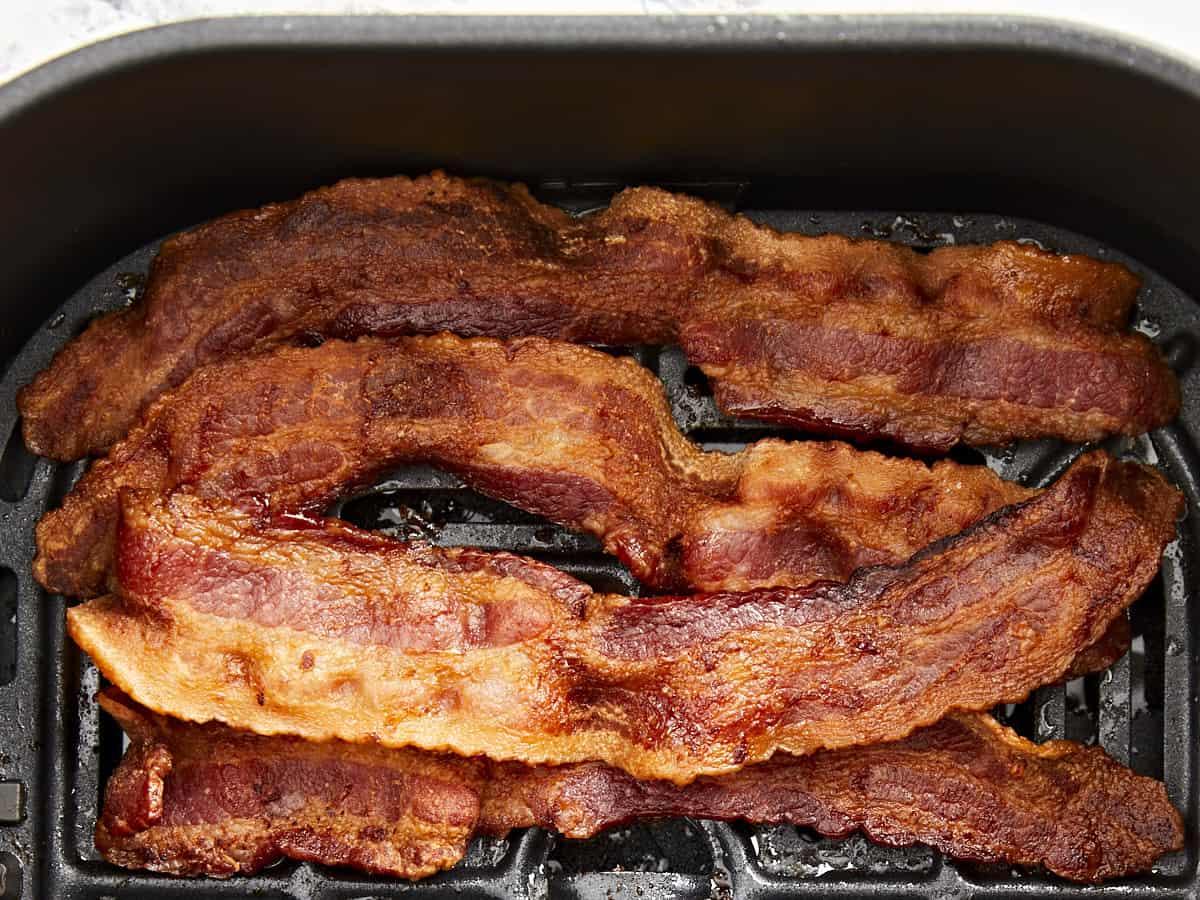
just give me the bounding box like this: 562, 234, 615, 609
34, 334, 1032, 599
19, 171, 1175, 459
97, 690, 1184, 883
69, 452, 1180, 783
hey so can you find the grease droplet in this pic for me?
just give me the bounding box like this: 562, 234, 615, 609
1134, 316, 1162, 338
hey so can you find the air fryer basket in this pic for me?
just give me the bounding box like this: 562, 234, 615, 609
0, 16, 1197, 899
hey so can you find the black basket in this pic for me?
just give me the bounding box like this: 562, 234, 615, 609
0, 17, 1198, 899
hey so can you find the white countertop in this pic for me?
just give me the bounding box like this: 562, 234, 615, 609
2, 0, 1196, 87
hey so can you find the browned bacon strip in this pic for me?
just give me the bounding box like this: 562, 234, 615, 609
686, 319, 1177, 451
34, 334, 1032, 600
97, 689, 485, 879
97, 690, 1184, 883
1064, 612, 1131, 680
18, 171, 1175, 460
484, 712, 1184, 883
68, 453, 1180, 783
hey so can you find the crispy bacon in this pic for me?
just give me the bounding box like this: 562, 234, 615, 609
68, 452, 1180, 782
97, 689, 1184, 883
97, 689, 485, 879
18, 171, 1175, 459
686, 320, 1177, 451
34, 334, 1033, 600
1063, 612, 1131, 680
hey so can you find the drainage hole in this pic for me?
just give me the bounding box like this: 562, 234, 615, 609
0, 420, 37, 502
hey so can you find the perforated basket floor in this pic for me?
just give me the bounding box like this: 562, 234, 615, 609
0, 182, 1195, 899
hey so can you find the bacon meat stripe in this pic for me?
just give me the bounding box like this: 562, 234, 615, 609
34, 334, 1035, 600
19, 171, 1176, 459
34, 333, 1131, 668
96, 690, 486, 880
68, 452, 1180, 783
97, 687, 1185, 884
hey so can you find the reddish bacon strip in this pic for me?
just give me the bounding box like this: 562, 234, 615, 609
19, 171, 1175, 459
68, 453, 1180, 782
34, 334, 1033, 600
686, 319, 1177, 451
98, 690, 1184, 883
97, 690, 485, 879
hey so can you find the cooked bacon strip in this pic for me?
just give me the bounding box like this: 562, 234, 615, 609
1063, 612, 1130, 680
685, 319, 1177, 451
485, 712, 1184, 883
97, 690, 1183, 883
18, 171, 1175, 460
68, 453, 1180, 782
97, 689, 485, 879
34, 334, 1033, 600
34, 332, 1130, 669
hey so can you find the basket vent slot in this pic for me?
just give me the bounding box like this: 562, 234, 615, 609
0, 568, 16, 685
0, 421, 36, 502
